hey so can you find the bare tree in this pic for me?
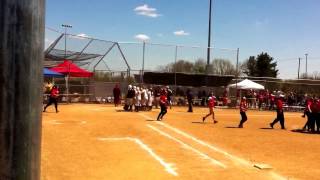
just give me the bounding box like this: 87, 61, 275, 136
211, 59, 237, 75
155, 58, 239, 76
301, 71, 320, 80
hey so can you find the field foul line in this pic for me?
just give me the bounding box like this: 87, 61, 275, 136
140, 113, 288, 180
139, 113, 249, 165
139, 113, 155, 120
97, 137, 178, 176
155, 120, 252, 166
147, 124, 226, 168
44, 120, 87, 125
90, 108, 105, 111
172, 111, 299, 117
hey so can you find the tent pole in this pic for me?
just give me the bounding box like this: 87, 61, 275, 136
235, 48, 239, 107
65, 75, 69, 103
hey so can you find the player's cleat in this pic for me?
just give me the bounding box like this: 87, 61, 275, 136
269, 123, 274, 129
238, 125, 243, 128
214, 120, 218, 124
202, 117, 205, 122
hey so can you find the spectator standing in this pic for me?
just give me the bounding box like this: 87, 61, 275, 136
113, 84, 121, 107
166, 86, 173, 109
186, 89, 194, 112
125, 85, 135, 111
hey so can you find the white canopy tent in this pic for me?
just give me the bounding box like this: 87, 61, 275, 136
228, 79, 264, 90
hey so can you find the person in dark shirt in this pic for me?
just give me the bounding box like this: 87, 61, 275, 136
125, 85, 135, 111
186, 89, 193, 112
269, 96, 285, 129
154, 86, 161, 109
302, 97, 313, 131
166, 86, 173, 109
309, 98, 318, 132
238, 97, 248, 128
316, 99, 320, 132
113, 84, 121, 107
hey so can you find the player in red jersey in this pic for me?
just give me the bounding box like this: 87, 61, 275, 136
157, 89, 168, 121
316, 99, 320, 132
43, 85, 60, 113
202, 96, 218, 123
302, 97, 313, 131
270, 96, 285, 129
238, 97, 248, 128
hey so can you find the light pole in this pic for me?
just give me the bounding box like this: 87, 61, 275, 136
62, 24, 72, 59
61, 24, 72, 103
305, 53, 308, 76
141, 41, 145, 84
206, 0, 213, 74
298, 57, 301, 79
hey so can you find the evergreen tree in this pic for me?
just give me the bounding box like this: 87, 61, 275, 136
256, 52, 278, 77
243, 53, 278, 78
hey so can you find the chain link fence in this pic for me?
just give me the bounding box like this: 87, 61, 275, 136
44, 28, 320, 106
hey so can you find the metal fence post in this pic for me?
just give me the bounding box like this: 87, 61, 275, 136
174, 46, 178, 93
141, 42, 146, 84
235, 48, 240, 106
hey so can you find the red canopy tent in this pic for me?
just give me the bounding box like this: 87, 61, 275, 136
50, 60, 93, 102
50, 60, 93, 77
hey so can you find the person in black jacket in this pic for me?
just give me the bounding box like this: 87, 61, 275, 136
125, 85, 135, 111
186, 88, 193, 112
166, 86, 173, 109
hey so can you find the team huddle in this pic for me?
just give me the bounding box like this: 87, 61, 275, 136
123, 85, 172, 120
301, 97, 320, 132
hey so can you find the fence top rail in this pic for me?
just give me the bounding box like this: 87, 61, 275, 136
118, 41, 238, 51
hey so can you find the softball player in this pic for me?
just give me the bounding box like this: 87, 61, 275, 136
238, 97, 248, 128
202, 96, 217, 123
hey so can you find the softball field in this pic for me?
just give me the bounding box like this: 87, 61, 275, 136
41, 104, 320, 180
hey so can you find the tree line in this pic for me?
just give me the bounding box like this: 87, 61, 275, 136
93, 52, 319, 81
157, 52, 279, 78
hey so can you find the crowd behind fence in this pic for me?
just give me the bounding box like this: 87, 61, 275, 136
43, 75, 320, 113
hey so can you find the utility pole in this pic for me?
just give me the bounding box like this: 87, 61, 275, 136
298, 57, 301, 79
141, 41, 145, 84
305, 53, 308, 76
62, 24, 72, 103
206, 0, 213, 74
62, 24, 72, 59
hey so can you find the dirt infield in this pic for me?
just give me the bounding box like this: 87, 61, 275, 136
41, 104, 320, 180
